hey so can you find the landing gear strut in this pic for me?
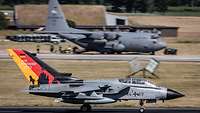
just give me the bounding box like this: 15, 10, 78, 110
150, 52, 155, 55
80, 104, 92, 112
139, 100, 145, 113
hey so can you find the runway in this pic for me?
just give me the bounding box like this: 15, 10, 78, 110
0, 107, 199, 113
1, 53, 200, 62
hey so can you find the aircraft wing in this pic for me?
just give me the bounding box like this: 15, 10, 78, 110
68, 85, 101, 93
23, 86, 98, 93
24, 84, 108, 93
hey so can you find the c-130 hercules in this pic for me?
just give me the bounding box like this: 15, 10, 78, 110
42, 0, 167, 54
8, 48, 184, 112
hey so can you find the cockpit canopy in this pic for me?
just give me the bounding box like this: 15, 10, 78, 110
119, 78, 156, 87
119, 78, 145, 84
151, 35, 160, 39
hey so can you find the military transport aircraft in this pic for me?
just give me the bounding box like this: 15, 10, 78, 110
42, 0, 166, 54
8, 48, 184, 112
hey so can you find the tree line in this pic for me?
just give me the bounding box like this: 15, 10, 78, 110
0, 0, 200, 13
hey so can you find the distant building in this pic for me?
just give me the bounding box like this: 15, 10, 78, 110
6, 5, 178, 37
105, 13, 128, 26
0, 10, 15, 24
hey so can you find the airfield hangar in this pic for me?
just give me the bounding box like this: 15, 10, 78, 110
7, 5, 178, 37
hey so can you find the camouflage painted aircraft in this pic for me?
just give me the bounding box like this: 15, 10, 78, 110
42, 0, 166, 54
8, 48, 184, 112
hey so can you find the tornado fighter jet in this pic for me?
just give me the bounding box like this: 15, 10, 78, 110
42, 0, 166, 54
8, 48, 184, 112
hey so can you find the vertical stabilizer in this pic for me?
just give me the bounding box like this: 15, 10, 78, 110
7, 49, 60, 85
8, 49, 80, 85
45, 0, 70, 32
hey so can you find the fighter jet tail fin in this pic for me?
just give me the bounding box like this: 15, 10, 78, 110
7, 49, 78, 86
45, 0, 70, 32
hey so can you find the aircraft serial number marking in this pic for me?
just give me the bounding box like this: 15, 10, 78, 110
129, 90, 144, 97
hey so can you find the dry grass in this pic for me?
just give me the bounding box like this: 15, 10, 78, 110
15, 5, 106, 26
159, 37, 200, 55
0, 30, 31, 37
0, 59, 200, 107
176, 37, 200, 43
128, 16, 200, 38
153, 37, 200, 55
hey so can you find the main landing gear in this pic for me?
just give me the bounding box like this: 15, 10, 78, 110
80, 100, 146, 112
80, 104, 92, 112
139, 100, 145, 113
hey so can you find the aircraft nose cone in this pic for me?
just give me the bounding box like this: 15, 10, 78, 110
159, 41, 167, 49
166, 88, 185, 100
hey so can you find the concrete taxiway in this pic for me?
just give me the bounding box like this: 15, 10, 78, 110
1, 53, 200, 62
0, 107, 199, 113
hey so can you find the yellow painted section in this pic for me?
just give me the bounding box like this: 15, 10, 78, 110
7, 49, 39, 85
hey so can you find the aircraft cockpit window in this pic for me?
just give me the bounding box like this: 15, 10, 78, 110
119, 78, 145, 84
151, 36, 159, 39
153, 41, 157, 44
119, 78, 129, 83
132, 79, 145, 84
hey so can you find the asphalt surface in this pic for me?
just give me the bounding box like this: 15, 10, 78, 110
0, 107, 199, 113
1, 53, 200, 62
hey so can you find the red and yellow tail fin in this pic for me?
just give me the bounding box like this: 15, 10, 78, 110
7, 48, 56, 85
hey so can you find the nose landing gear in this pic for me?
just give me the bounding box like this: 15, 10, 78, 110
139, 100, 145, 113
139, 107, 145, 113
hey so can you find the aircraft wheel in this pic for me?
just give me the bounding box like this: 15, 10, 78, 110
116, 52, 122, 54
150, 52, 155, 55
107, 52, 114, 54
80, 104, 92, 112
139, 107, 145, 113
73, 47, 80, 54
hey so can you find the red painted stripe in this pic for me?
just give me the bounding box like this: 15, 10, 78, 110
13, 49, 55, 84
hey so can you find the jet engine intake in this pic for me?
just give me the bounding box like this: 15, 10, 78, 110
89, 33, 104, 40
93, 39, 107, 44
104, 33, 119, 41
112, 43, 125, 51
